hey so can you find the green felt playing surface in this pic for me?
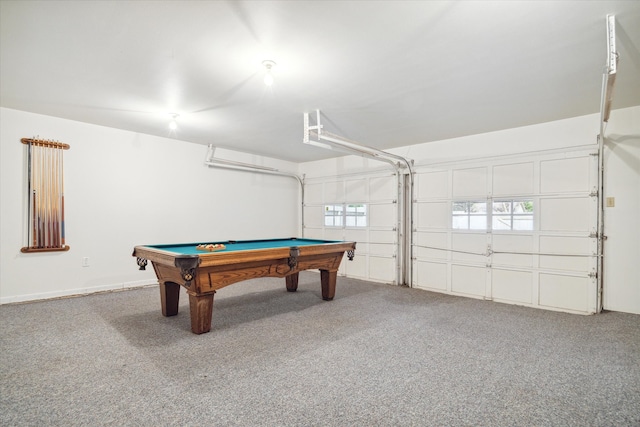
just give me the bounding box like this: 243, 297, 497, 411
147, 238, 341, 255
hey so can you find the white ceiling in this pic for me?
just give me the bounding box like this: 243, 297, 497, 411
1, 1, 639, 163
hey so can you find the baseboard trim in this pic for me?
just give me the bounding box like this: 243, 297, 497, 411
0, 280, 157, 305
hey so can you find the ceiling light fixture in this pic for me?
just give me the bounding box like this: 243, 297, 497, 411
262, 60, 276, 86
168, 113, 179, 130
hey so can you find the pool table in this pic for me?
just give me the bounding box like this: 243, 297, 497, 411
132, 238, 356, 334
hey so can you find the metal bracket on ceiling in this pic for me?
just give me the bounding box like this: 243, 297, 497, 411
302, 109, 413, 170
303, 110, 332, 150
606, 14, 617, 76
601, 14, 618, 124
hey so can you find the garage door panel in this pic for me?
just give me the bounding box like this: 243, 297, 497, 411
539, 273, 590, 312
416, 232, 448, 259
324, 181, 344, 202
492, 269, 533, 304
370, 243, 395, 256
452, 233, 487, 262
305, 183, 324, 204
344, 229, 368, 253
370, 204, 396, 227
344, 254, 367, 278
345, 179, 367, 200
370, 256, 396, 283
540, 198, 590, 232
304, 206, 323, 228
451, 265, 486, 297
453, 167, 487, 197
540, 157, 591, 194
492, 253, 533, 268
417, 171, 448, 199
416, 261, 447, 290
493, 162, 534, 196
304, 228, 324, 240
370, 230, 396, 244
539, 255, 590, 273
369, 176, 397, 201
324, 228, 344, 241
417, 202, 449, 229
344, 229, 367, 243
492, 234, 533, 268
539, 236, 592, 272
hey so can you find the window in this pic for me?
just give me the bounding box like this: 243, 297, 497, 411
346, 204, 367, 227
492, 200, 533, 230
324, 204, 344, 227
452, 199, 534, 231
325, 203, 367, 227
452, 201, 487, 230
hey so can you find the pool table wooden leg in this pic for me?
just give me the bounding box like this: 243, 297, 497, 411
320, 269, 337, 301
188, 291, 215, 334
286, 272, 299, 292
159, 281, 180, 317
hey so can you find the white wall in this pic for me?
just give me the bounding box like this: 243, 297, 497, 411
602, 106, 640, 314
0, 108, 301, 303
300, 106, 640, 314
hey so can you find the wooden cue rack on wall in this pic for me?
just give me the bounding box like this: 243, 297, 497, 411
20, 137, 71, 253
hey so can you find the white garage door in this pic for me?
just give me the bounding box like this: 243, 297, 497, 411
304, 171, 400, 284
413, 148, 599, 314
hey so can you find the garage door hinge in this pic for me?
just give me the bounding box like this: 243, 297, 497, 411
589, 189, 598, 197
589, 231, 608, 240
588, 270, 598, 279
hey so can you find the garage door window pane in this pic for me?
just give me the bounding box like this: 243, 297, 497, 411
493, 215, 512, 230
453, 201, 487, 230
513, 215, 534, 230
325, 205, 343, 227
492, 200, 533, 230
346, 204, 367, 227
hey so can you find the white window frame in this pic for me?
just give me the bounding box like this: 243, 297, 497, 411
452, 199, 534, 231
324, 204, 344, 227
492, 199, 534, 231
325, 203, 367, 228
452, 201, 487, 230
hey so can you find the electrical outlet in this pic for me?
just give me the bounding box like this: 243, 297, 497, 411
82, 257, 90, 267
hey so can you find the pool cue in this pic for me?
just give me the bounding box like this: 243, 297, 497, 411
52, 144, 57, 247
32, 190, 37, 247
39, 143, 45, 248
60, 145, 65, 247
34, 143, 40, 248
54, 146, 61, 247
59, 147, 65, 247
43, 143, 48, 248
34, 144, 39, 247
50, 147, 54, 248
53, 146, 58, 248
49, 144, 54, 247
49, 145, 54, 248
27, 140, 33, 247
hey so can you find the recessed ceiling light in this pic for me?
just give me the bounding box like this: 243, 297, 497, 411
262, 60, 276, 86
169, 113, 179, 130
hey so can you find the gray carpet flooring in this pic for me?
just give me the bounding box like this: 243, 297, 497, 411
1, 272, 639, 426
